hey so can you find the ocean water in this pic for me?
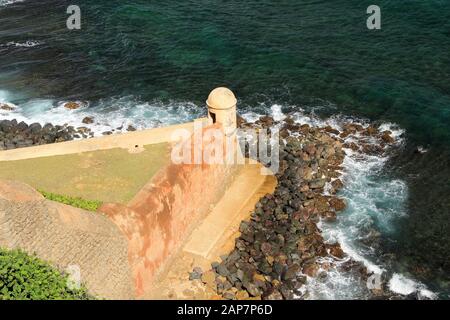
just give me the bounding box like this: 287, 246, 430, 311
1, 0, 449, 298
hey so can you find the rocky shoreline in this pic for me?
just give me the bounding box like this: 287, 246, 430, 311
0, 102, 91, 150
0, 101, 141, 150
0, 119, 79, 150
190, 114, 400, 300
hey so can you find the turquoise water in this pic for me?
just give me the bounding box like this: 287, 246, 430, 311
0, 0, 449, 298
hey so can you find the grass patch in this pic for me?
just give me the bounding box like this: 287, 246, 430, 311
0, 143, 169, 204
39, 191, 102, 212
0, 248, 94, 300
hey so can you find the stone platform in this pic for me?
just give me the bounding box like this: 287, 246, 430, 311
142, 163, 276, 299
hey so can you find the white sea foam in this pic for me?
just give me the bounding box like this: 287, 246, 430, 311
312, 119, 436, 299
389, 274, 436, 299
270, 104, 287, 122
0, 89, 12, 102
252, 107, 435, 300
302, 257, 371, 300
0, 0, 24, 7
1, 40, 42, 48
0, 92, 204, 136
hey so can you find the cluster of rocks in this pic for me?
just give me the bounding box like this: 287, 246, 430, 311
0, 103, 15, 111
62, 102, 137, 135
0, 101, 83, 150
100, 124, 137, 136
0, 101, 142, 150
0, 119, 79, 150
190, 114, 396, 300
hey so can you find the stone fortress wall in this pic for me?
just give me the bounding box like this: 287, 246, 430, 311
0, 88, 251, 299
0, 180, 134, 299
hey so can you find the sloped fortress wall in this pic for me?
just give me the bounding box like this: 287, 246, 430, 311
0, 180, 134, 299
0, 87, 243, 299
100, 123, 241, 297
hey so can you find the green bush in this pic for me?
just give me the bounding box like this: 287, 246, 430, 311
0, 248, 93, 300
39, 191, 102, 212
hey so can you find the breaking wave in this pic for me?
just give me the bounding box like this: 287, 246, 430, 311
0, 92, 204, 135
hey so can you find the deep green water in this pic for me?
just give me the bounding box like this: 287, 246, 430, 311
0, 0, 449, 297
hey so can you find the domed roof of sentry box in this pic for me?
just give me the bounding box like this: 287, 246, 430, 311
206, 87, 237, 110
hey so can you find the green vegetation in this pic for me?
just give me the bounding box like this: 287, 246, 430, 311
0, 248, 93, 300
39, 191, 102, 212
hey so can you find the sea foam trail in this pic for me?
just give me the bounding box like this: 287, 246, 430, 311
0, 0, 24, 7
0, 40, 42, 48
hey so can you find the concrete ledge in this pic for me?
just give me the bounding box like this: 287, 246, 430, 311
0, 118, 208, 161
142, 163, 277, 299
183, 163, 276, 259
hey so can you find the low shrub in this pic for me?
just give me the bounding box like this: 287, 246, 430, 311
0, 248, 93, 300
39, 191, 102, 212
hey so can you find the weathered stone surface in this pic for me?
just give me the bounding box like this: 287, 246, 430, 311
202, 270, 217, 289
331, 179, 344, 193
309, 178, 326, 189
236, 290, 249, 300
364, 126, 379, 136
0, 179, 44, 202
263, 288, 284, 300
302, 263, 319, 277
328, 243, 345, 259
0, 182, 134, 299
189, 267, 202, 280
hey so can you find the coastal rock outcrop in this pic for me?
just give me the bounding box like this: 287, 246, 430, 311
190, 114, 398, 300
0, 103, 15, 111
0, 120, 77, 150
64, 101, 82, 110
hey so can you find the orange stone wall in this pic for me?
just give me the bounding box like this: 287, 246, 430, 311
100, 124, 240, 297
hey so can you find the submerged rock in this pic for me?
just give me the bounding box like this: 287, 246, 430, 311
381, 131, 395, 144
127, 125, 137, 132
64, 101, 81, 110
82, 116, 94, 124
329, 197, 346, 212
0, 103, 14, 111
